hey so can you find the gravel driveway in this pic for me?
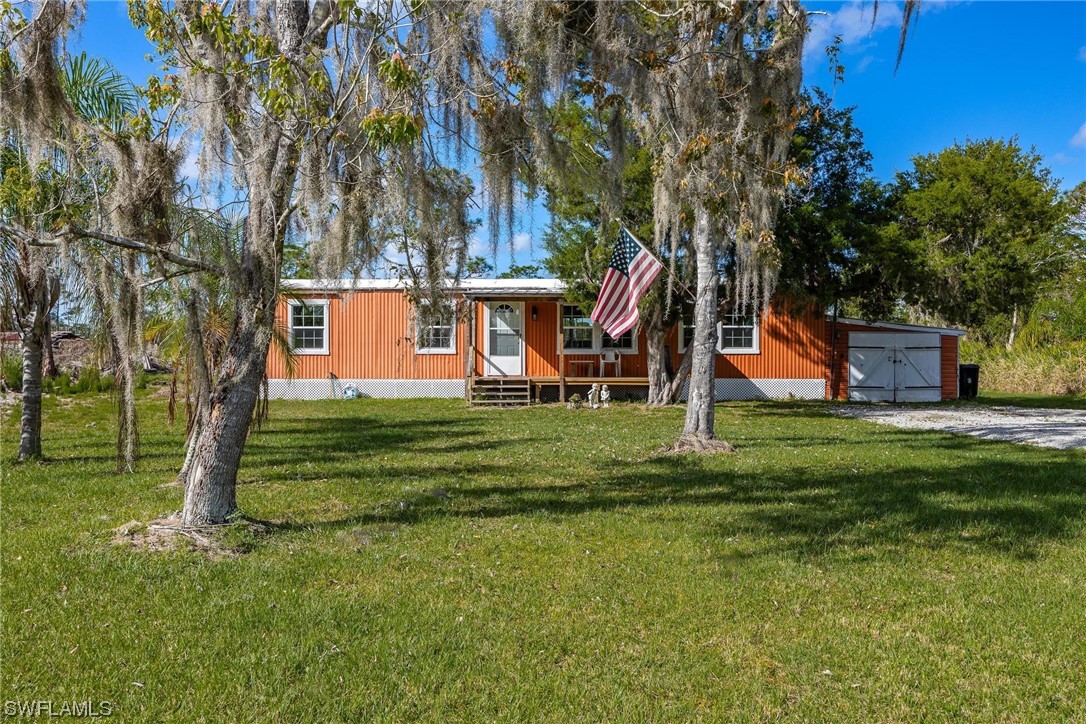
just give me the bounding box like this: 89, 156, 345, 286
833, 405, 1086, 450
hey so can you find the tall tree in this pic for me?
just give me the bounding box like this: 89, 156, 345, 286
0, 45, 137, 462
892, 138, 1070, 348
775, 88, 913, 319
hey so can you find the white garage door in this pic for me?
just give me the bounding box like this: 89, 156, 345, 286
848, 332, 942, 402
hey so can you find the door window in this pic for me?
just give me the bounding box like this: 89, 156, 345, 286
489, 304, 521, 356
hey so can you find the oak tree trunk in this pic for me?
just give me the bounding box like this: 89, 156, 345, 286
646, 311, 692, 406
180, 288, 275, 526
680, 201, 721, 442
179, 153, 289, 524
645, 312, 671, 406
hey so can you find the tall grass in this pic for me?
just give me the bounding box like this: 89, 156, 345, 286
961, 341, 1086, 395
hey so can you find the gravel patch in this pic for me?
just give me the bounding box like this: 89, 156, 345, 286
833, 405, 1086, 450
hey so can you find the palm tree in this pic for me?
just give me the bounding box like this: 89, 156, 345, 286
0, 52, 137, 462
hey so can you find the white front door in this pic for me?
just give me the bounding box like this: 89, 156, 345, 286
484, 302, 524, 376
849, 332, 941, 402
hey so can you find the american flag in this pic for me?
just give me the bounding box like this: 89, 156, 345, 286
590, 227, 664, 338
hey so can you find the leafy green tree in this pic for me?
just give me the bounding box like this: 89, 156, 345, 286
776, 89, 916, 319
498, 263, 542, 279
892, 138, 1070, 348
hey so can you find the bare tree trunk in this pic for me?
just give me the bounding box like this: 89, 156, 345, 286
645, 312, 670, 406
1006, 305, 1019, 351
43, 314, 58, 379
645, 310, 692, 406
662, 347, 692, 404
672, 202, 733, 453
18, 332, 44, 461
682, 202, 718, 438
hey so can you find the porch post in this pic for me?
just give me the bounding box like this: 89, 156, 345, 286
557, 300, 566, 403
464, 299, 476, 401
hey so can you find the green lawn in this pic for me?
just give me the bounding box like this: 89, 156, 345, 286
2, 395, 1084, 720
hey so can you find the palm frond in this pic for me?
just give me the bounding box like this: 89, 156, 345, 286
61, 52, 139, 134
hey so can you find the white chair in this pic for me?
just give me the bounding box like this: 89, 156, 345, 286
599, 349, 621, 377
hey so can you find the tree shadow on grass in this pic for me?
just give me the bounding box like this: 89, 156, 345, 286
259, 424, 1085, 562
226, 399, 1086, 561
243, 414, 511, 473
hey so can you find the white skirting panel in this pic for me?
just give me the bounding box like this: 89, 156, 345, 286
680, 378, 826, 402
267, 378, 467, 400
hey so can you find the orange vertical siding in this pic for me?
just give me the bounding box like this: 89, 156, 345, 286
713, 303, 826, 380
941, 335, 959, 400
266, 290, 465, 380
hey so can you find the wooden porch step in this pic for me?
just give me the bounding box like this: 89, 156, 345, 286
469, 376, 532, 406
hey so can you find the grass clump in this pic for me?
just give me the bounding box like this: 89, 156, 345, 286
962, 341, 1086, 396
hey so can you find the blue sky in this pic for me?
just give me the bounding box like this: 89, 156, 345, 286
72, 1, 1086, 275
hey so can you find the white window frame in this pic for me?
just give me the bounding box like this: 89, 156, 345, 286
560, 304, 638, 354
288, 299, 330, 355
678, 312, 760, 355
718, 310, 760, 355
415, 304, 457, 355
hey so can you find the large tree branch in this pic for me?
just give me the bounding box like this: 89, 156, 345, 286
65, 226, 225, 276
0, 221, 225, 276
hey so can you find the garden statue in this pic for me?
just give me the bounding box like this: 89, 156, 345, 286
567, 393, 582, 410
600, 385, 611, 408
588, 383, 600, 409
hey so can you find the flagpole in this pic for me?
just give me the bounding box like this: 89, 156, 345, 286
615, 220, 697, 302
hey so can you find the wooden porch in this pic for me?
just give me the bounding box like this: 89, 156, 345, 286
468, 375, 650, 405
461, 297, 650, 405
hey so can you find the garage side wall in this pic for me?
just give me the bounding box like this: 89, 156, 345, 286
941, 335, 958, 400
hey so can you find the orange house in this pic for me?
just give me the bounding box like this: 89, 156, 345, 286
266, 278, 965, 403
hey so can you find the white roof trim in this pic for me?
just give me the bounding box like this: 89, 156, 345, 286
283, 277, 566, 294
838, 317, 967, 337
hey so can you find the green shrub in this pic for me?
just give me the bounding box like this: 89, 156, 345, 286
2, 351, 23, 391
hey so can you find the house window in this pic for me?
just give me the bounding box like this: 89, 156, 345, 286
677, 309, 760, 354
416, 304, 456, 354
561, 304, 638, 353
289, 300, 329, 355
719, 309, 760, 354
562, 305, 594, 351
678, 313, 696, 353
602, 329, 635, 351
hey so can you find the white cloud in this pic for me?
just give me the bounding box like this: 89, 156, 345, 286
805, 1, 900, 61
467, 235, 491, 258
1071, 122, 1086, 148
805, 1, 960, 66
512, 231, 532, 253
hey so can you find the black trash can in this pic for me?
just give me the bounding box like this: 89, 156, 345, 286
959, 364, 979, 399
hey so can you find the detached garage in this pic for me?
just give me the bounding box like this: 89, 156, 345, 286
825, 318, 966, 402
